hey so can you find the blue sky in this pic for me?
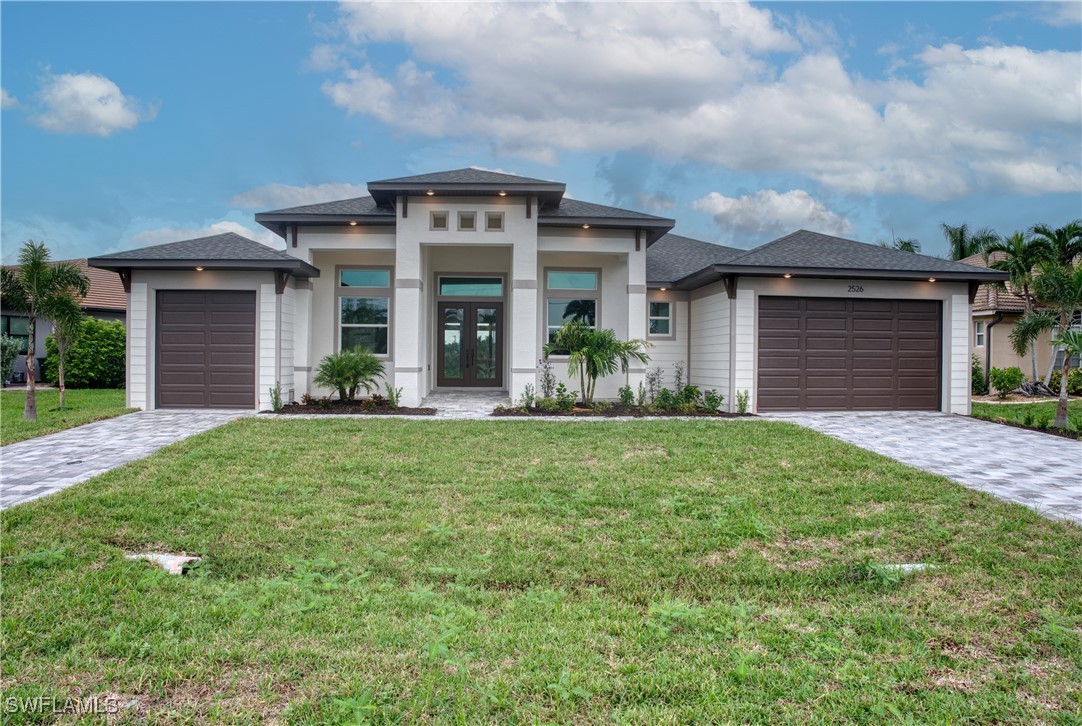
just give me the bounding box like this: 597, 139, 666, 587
2, 1, 1079, 262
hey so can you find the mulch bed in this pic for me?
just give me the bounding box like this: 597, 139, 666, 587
271, 401, 436, 416
492, 403, 746, 418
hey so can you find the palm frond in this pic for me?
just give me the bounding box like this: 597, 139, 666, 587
1009, 310, 1057, 357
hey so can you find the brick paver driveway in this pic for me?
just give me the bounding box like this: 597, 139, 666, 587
0, 409, 249, 509
766, 411, 1081, 525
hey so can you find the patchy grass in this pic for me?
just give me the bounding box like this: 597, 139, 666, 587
971, 399, 1082, 437
0, 388, 133, 445
2, 419, 1080, 722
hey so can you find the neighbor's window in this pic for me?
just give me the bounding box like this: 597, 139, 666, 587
438, 276, 503, 297
1, 315, 30, 355
485, 212, 504, 232
458, 211, 476, 231
648, 301, 672, 337
430, 211, 449, 231
974, 320, 985, 347
545, 269, 599, 345
338, 267, 391, 355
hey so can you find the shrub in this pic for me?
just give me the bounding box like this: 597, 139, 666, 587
617, 384, 634, 405
555, 383, 575, 411
313, 348, 385, 401
971, 354, 987, 395
636, 382, 647, 407
655, 387, 678, 410
672, 361, 685, 390
43, 318, 125, 388
536, 397, 559, 413
702, 389, 723, 413
0, 333, 21, 383
1047, 369, 1082, 396
988, 366, 1024, 398
519, 383, 536, 409
538, 359, 556, 399
269, 382, 283, 412
386, 386, 404, 408
737, 389, 750, 415
679, 385, 702, 406
646, 368, 663, 402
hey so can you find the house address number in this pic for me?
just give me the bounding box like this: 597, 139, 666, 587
848, 285, 864, 293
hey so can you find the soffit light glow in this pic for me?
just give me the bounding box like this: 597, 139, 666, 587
349, 221, 358, 226
425, 189, 435, 196
783, 273, 792, 278
582, 223, 590, 229
498, 191, 507, 196
928, 277, 936, 282
195, 266, 204, 271
659, 287, 667, 291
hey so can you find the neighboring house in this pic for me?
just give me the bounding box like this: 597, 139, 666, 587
88, 168, 1005, 413
1, 259, 127, 383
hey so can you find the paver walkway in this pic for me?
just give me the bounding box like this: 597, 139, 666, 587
766, 411, 1082, 525
421, 390, 511, 419
0, 409, 249, 509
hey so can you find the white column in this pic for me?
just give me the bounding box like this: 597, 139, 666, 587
948, 292, 970, 415
510, 211, 538, 402
626, 248, 647, 395
257, 283, 277, 411
394, 236, 424, 407
128, 281, 149, 410
292, 281, 312, 400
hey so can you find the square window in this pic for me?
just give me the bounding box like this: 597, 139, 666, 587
458, 212, 476, 231
431, 211, 449, 231
340, 269, 390, 288
485, 212, 504, 232
546, 298, 597, 343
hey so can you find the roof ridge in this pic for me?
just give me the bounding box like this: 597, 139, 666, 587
724, 229, 805, 264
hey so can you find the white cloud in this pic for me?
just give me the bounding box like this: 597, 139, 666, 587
0, 88, 19, 110
128, 221, 281, 250
30, 72, 155, 136
1038, 1, 1082, 26
316, 2, 1081, 199
229, 182, 370, 210
693, 189, 853, 238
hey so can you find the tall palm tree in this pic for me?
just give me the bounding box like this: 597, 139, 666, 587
940, 222, 998, 260
0, 241, 89, 420
983, 231, 1053, 381
543, 321, 651, 404
1029, 220, 1082, 266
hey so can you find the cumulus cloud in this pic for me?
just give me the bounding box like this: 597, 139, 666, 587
0, 88, 19, 110
128, 221, 281, 250
315, 2, 1080, 199
693, 189, 853, 239
229, 182, 370, 210
29, 72, 156, 136
1038, 1, 1082, 26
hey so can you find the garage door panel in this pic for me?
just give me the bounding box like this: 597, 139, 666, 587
758, 296, 940, 411
157, 290, 255, 409
759, 316, 800, 331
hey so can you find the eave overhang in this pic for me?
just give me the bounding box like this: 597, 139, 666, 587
87, 257, 321, 278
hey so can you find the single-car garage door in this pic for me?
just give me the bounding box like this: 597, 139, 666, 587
156, 290, 256, 408
758, 297, 941, 411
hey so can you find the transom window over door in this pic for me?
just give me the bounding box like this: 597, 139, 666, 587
438, 276, 503, 297
338, 267, 391, 356
545, 269, 599, 344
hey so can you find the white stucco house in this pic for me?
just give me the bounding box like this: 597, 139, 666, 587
88, 168, 1006, 414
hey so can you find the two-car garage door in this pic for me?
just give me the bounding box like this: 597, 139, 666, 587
757, 297, 941, 411
156, 291, 256, 408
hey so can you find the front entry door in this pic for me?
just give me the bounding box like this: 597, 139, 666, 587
437, 302, 503, 387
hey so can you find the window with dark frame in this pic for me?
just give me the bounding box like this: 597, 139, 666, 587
338, 268, 391, 356
545, 270, 599, 346
1, 315, 30, 355
648, 301, 672, 337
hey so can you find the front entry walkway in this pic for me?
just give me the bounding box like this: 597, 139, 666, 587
765, 411, 1082, 525
0, 409, 250, 509
421, 390, 510, 419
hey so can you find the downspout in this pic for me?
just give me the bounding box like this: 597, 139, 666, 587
984, 312, 1004, 391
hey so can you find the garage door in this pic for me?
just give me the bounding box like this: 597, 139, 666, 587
156, 290, 256, 408
758, 297, 941, 411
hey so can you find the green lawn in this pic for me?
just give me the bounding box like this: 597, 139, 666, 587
0, 388, 133, 445
2, 419, 1079, 722
972, 399, 1082, 435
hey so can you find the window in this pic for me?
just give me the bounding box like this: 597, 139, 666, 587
974, 320, 985, 347
545, 269, 599, 345
338, 267, 391, 355
458, 212, 476, 231
485, 212, 504, 232
648, 301, 672, 337
438, 276, 503, 296
1, 315, 30, 355
430, 211, 449, 231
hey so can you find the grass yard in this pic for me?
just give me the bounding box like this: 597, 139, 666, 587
0, 388, 133, 445
2, 419, 1080, 723
971, 399, 1082, 437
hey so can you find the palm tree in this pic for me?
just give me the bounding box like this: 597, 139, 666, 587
0, 241, 89, 421
878, 237, 921, 253
983, 232, 1053, 381
543, 321, 651, 404
1029, 220, 1082, 266
940, 223, 998, 260
50, 298, 85, 410
1010, 260, 1082, 429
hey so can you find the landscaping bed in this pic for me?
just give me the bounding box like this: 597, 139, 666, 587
493, 402, 744, 417
273, 400, 435, 416
971, 400, 1082, 439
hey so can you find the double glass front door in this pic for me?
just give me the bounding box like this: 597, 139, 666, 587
437, 302, 503, 387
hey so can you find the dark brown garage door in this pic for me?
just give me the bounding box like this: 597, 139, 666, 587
758, 297, 941, 411
156, 290, 256, 408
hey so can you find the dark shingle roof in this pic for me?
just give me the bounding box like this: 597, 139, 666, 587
370, 168, 556, 186
724, 230, 1003, 275
646, 233, 745, 284
88, 233, 319, 277
259, 195, 393, 216
541, 198, 673, 222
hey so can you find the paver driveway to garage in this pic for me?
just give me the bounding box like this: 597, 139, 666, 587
767, 411, 1082, 525
0, 409, 249, 509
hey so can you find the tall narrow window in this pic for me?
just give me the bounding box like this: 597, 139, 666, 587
974, 320, 985, 347
545, 269, 599, 345
338, 267, 391, 355
648, 301, 672, 337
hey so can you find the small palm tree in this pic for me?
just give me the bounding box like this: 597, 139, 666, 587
543, 321, 651, 404
0, 241, 89, 421
313, 347, 385, 402
940, 222, 998, 260
50, 299, 85, 410
1029, 220, 1082, 266
983, 231, 1053, 381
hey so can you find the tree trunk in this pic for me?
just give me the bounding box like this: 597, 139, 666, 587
1054, 314, 1070, 430
23, 316, 37, 422
58, 355, 66, 410
1023, 291, 1039, 383
579, 366, 587, 404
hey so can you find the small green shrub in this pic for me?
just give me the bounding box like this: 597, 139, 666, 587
737, 389, 750, 415
0, 333, 21, 383
672, 361, 685, 390
636, 382, 647, 407
538, 359, 556, 399
43, 318, 125, 388
1048, 369, 1082, 396
679, 385, 702, 406
971, 354, 987, 395
655, 387, 678, 410
519, 383, 535, 409
646, 368, 663, 402
536, 397, 558, 413
617, 384, 634, 405
269, 382, 283, 412
703, 389, 723, 413
989, 366, 1024, 398
555, 383, 575, 411
313, 348, 385, 401
386, 386, 404, 408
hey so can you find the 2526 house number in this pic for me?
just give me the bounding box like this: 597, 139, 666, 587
848, 285, 864, 293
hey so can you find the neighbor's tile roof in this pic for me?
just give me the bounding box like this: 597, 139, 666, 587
369, 168, 558, 186
961, 252, 1027, 312
646, 233, 745, 283
70, 259, 126, 310
92, 232, 298, 262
